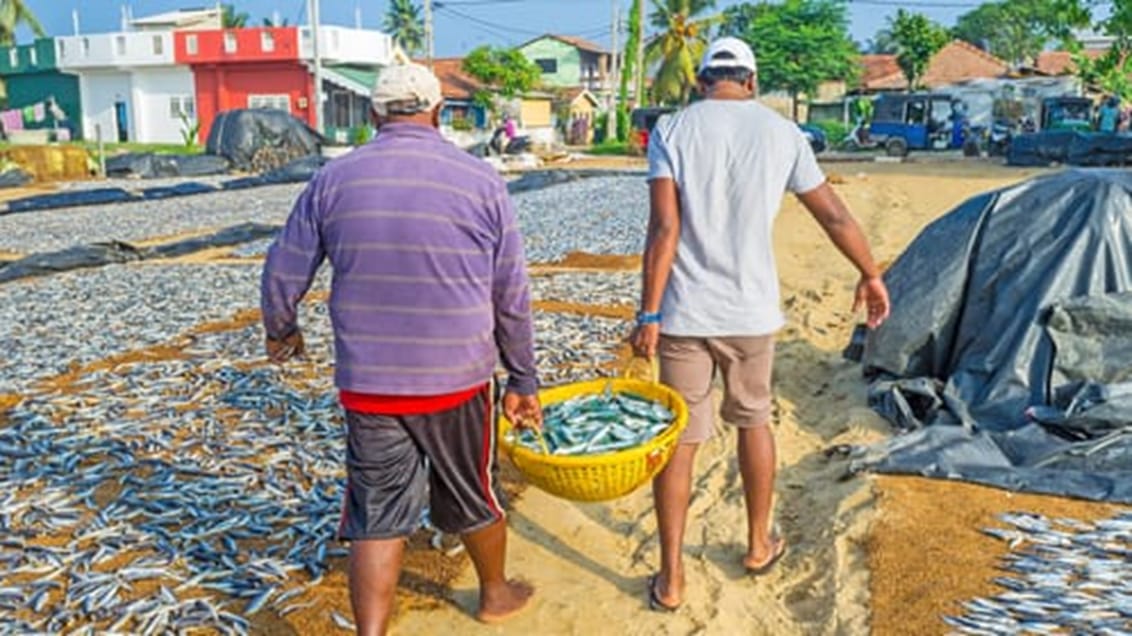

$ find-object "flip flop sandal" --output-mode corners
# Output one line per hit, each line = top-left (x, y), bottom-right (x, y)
(745, 536), (788, 576)
(647, 574), (681, 613)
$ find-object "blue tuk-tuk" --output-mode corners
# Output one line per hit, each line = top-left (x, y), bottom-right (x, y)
(867, 93), (979, 157)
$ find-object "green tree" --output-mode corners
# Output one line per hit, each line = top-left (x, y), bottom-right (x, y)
(1073, 0), (1131, 99)
(384, 0), (425, 56)
(717, 3), (758, 38)
(952, 0), (1089, 66)
(262, 16), (290, 27)
(462, 46), (541, 110)
(221, 4), (249, 28)
(725, 0), (858, 121)
(888, 9), (950, 90)
(0, 0), (45, 46)
(866, 28), (897, 54)
(646, 0), (723, 105)
(617, 0), (645, 141)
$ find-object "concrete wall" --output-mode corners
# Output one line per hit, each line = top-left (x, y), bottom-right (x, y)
(58, 32), (177, 69)
(519, 38), (581, 88)
(131, 67), (195, 144)
(79, 71), (134, 142)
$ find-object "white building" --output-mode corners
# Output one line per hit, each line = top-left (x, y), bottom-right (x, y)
(56, 26), (195, 144)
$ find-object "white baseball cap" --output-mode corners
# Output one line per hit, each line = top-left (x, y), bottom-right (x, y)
(371, 62), (443, 115)
(699, 37), (757, 74)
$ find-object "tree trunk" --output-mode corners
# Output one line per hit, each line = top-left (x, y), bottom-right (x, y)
(792, 92), (800, 122)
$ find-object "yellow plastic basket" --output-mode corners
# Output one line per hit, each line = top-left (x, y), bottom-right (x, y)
(498, 362), (689, 502)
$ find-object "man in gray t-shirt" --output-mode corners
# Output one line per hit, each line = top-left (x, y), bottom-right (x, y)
(631, 37), (891, 611)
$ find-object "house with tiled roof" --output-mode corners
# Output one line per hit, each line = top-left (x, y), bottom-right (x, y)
(425, 57), (488, 130)
(517, 34), (612, 94)
(858, 40), (1010, 92)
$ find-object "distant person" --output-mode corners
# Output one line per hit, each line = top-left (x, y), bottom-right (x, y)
(1098, 96), (1120, 134)
(630, 37), (891, 612)
(261, 62), (541, 635)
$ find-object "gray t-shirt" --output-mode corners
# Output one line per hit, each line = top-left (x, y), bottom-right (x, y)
(648, 99), (826, 337)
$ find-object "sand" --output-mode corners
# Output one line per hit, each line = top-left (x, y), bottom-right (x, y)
(387, 161), (1118, 635)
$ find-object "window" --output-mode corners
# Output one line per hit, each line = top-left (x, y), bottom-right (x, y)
(58, 40), (66, 59)
(248, 94), (291, 112)
(153, 36), (164, 56)
(904, 101), (926, 125)
(224, 32), (237, 53)
(261, 31), (275, 52)
(82, 38), (90, 57)
(29, 47), (37, 66)
(535, 58), (557, 74)
(8, 49), (16, 67)
(170, 96), (196, 119)
(186, 34), (199, 55)
(115, 36), (126, 56)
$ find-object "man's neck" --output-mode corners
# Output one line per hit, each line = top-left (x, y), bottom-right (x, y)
(705, 86), (755, 102)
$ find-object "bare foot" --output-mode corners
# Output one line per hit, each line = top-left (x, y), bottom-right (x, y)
(477, 579), (534, 624)
(743, 535), (787, 574)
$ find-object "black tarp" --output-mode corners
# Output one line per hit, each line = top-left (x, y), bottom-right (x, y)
(106, 153), (231, 179)
(0, 169), (33, 188)
(206, 109), (323, 172)
(1007, 131), (1132, 167)
(0, 223), (282, 284)
(4, 188), (138, 214)
(848, 169), (1132, 503)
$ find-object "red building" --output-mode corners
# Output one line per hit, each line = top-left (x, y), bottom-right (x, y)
(174, 27), (315, 141)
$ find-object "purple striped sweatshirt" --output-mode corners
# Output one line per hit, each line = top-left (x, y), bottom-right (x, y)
(260, 123), (538, 396)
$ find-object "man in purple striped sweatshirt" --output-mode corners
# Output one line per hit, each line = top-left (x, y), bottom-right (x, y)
(261, 62), (540, 634)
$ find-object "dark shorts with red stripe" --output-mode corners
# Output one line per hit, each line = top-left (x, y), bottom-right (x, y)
(337, 385), (507, 540)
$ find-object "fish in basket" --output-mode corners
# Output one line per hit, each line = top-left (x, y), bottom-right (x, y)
(499, 374), (690, 502)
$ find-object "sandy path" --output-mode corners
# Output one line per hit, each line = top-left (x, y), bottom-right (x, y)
(393, 165), (1046, 634)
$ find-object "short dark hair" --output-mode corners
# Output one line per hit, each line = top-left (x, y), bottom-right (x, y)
(698, 65), (754, 86)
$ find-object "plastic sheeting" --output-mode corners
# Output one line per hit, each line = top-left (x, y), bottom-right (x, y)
(106, 153), (231, 179)
(206, 109), (323, 172)
(1008, 132), (1132, 167)
(849, 169), (1132, 503)
(0, 223), (281, 284)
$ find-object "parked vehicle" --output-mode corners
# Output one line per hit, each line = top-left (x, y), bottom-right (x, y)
(865, 93), (981, 157)
(629, 107), (676, 152)
(798, 123), (827, 154)
(1040, 96), (1094, 132)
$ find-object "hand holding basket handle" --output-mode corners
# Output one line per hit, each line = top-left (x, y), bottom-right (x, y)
(503, 391), (543, 431)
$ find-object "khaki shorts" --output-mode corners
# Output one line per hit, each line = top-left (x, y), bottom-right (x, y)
(658, 335), (775, 444)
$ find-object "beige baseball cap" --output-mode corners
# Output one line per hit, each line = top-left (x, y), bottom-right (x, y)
(371, 62), (444, 115)
(699, 37), (758, 74)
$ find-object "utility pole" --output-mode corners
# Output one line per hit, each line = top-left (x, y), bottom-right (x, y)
(635, 0), (645, 106)
(424, 0), (435, 68)
(310, 0), (324, 134)
(608, 0), (620, 141)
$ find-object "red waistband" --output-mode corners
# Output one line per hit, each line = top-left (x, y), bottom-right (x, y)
(339, 384), (487, 416)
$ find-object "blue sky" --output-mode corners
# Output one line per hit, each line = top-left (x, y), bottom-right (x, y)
(23, 1), (968, 56)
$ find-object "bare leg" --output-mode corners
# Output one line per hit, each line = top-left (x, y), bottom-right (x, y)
(461, 518), (534, 623)
(738, 425), (781, 568)
(348, 538), (405, 636)
(651, 442), (699, 607)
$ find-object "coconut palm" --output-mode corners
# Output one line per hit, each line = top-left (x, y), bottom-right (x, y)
(384, 0), (425, 56)
(0, 0), (46, 47)
(645, 0), (722, 105)
(221, 4), (249, 29)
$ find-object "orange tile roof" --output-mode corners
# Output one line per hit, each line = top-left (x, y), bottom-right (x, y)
(415, 57), (483, 101)
(1035, 49), (1105, 76)
(921, 40), (1009, 87)
(859, 40), (1010, 91)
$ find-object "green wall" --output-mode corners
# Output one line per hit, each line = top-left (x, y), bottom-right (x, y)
(5, 74), (82, 136)
(0, 39), (82, 137)
(0, 38), (59, 75)
(518, 38), (582, 88)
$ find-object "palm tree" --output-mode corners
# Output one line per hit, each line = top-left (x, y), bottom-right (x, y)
(645, 0), (722, 105)
(0, 0), (46, 47)
(384, 0), (425, 56)
(221, 3), (250, 29)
